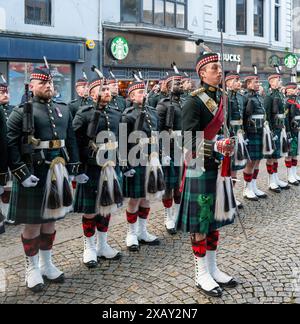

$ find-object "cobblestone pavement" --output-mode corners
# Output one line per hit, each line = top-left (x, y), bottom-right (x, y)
(0, 161), (300, 304)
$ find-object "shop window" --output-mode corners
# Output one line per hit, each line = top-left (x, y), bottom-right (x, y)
(8, 62), (72, 106)
(25, 0), (52, 26)
(237, 0), (247, 35)
(254, 0), (264, 37)
(121, 0), (187, 29)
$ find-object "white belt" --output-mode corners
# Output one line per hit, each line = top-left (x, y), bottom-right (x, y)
(295, 116), (300, 121)
(252, 115), (265, 120)
(230, 120), (243, 126)
(276, 114), (285, 119)
(96, 141), (118, 151)
(139, 137), (158, 145)
(34, 140), (65, 150)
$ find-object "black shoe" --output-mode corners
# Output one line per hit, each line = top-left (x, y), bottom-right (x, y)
(166, 227), (177, 235)
(256, 193), (268, 199)
(28, 283), (45, 293)
(196, 284), (223, 298)
(128, 245), (140, 252)
(0, 223), (5, 235)
(98, 252), (122, 262)
(139, 239), (161, 246)
(43, 273), (65, 284)
(244, 196), (259, 202)
(269, 187), (281, 194)
(289, 180), (299, 186)
(84, 261), (98, 269)
(218, 278), (239, 289)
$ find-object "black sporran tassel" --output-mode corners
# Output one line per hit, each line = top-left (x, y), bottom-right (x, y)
(230, 179), (237, 209)
(47, 174), (61, 210)
(282, 137), (289, 154)
(223, 180), (230, 213)
(266, 134), (271, 153)
(62, 177), (73, 207)
(113, 178), (123, 205)
(148, 168), (157, 194)
(100, 178), (113, 207)
(157, 168), (165, 191)
(237, 143), (244, 161)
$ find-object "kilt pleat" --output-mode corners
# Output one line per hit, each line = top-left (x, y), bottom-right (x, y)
(246, 132), (264, 161)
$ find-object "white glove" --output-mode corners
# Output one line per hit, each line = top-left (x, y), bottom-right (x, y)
(22, 175), (40, 188)
(162, 156), (172, 166)
(75, 174), (89, 184)
(124, 169), (136, 178)
(0, 186), (4, 196)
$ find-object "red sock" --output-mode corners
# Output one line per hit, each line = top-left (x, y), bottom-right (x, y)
(162, 199), (173, 209)
(21, 235), (40, 257)
(126, 211), (138, 224)
(207, 231), (220, 251)
(286, 161), (292, 168)
(244, 173), (253, 183)
(273, 162), (279, 174)
(191, 239), (207, 258)
(40, 232), (56, 251)
(139, 207), (150, 220)
(253, 169), (259, 180)
(82, 216), (96, 238)
(292, 159), (298, 167)
(266, 164), (274, 175)
(96, 215), (111, 233)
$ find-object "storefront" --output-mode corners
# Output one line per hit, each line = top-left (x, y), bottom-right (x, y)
(103, 29), (290, 86)
(0, 34), (86, 105)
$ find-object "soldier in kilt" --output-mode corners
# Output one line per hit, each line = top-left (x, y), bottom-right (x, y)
(284, 81), (300, 185)
(157, 72), (183, 235)
(7, 67), (81, 293)
(242, 72), (268, 201)
(177, 52), (238, 298)
(107, 72), (127, 113)
(225, 71), (246, 209)
(68, 78), (93, 118)
(264, 72), (290, 193)
(122, 80), (163, 252)
(73, 76), (123, 268)
(0, 78), (15, 224)
(0, 107), (9, 234)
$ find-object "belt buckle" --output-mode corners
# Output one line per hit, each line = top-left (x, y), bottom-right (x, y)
(49, 140), (61, 149)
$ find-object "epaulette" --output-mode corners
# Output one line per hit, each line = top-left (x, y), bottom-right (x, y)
(191, 87), (205, 97)
(53, 100), (67, 106)
(81, 105), (94, 113)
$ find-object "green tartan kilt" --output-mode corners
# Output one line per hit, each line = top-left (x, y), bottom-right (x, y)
(8, 151), (66, 225)
(265, 128), (282, 160)
(289, 134), (299, 157)
(74, 164), (122, 214)
(163, 160), (181, 190)
(246, 131), (263, 161)
(123, 166), (146, 199)
(176, 164), (234, 235)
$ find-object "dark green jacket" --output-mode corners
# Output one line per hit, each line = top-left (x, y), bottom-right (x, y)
(110, 95), (127, 112)
(68, 97), (93, 118)
(0, 109), (8, 185)
(0, 104), (14, 122)
(7, 97), (80, 182)
(157, 96), (182, 132)
(264, 89), (285, 131)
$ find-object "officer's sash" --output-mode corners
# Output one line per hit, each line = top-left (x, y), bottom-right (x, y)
(196, 92), (224, 141)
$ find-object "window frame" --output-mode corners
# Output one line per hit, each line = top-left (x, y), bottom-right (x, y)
(254, 0), (264, 37)
(236, 0), (247, 35)
(24, 0), (52, 26)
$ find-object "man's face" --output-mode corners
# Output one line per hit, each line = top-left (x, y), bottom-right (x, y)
(0, 89), (9, 104)
(91, 85), (112, 105)
(200, 62), (222, 87)
(168, 79), (183, 95)
(270, 77), (281, 90)
(287, 88), (297, 96)
(247, 78), (260, 92)
(109, 82), (119, 96)
(30, 79), (54, 100)
(161, 81), (168, 93)
(130, 89), (145, 105)
(76, 84), (89, 98)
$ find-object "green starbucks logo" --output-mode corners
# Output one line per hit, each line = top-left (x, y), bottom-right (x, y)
(110, 37), (129, 61)
(284, 54), (299, 69)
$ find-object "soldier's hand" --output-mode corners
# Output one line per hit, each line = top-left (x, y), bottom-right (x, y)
(215, 138), (235, 157)
(75, 174), (89, 184)
(0, 186), (4, 196)
(22, 175), (40, 188)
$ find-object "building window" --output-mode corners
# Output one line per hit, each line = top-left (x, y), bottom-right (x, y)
(254, 0), (264, 37)
(275, 0), (280, 41)
(121, 0), (187, 29)
(237, 0), (247, 35)
(8, 62), (72, 106)
(25, 0), (52, 26)
(218, 0), (226, 32)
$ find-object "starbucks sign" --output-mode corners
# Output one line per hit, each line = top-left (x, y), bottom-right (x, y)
(284, 54), (299, 69)
(109, 37), (129, 61)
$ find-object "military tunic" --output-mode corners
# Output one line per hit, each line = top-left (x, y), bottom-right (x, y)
(285, 95), (300, 157)
(73, 104), (122, 214)
(243, 90), (266, 161)
(264, 89), (286, 159)
(177, 84), (234, 235)
(157, 96), (182, 190)
(0, 109), (8, 186)
(0, 104), (14, 122)
(110, 95), (127, 113)
(122, 104), (159, 199)
(7, 97), (80, 224)
(68, 97), (93, 118)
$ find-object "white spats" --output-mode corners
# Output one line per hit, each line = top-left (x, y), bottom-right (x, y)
(83, 235), (98, 267)
(243, 182), (258, 200)
(126, 222), (139, 251)
(25, 255), (44, 292)
(96, 232), (121, 260)
(252, 180), (267, 198)
(39, 250), (64, 282)
(206, 251), (233, 285)
(164, 208), (175, 231)
(138, 218), (160, 245)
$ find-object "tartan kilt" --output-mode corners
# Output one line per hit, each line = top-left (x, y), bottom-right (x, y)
(7, 151), (66, 225)
(74, 164), (122, 214)
(176, 164), (234, 235)
(163, 160), (181, 190)
(265, 128), (282, 160)
(289, 134), (299, 157)
(246, 131), (264, 161)
(123, 166), (146, 199)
